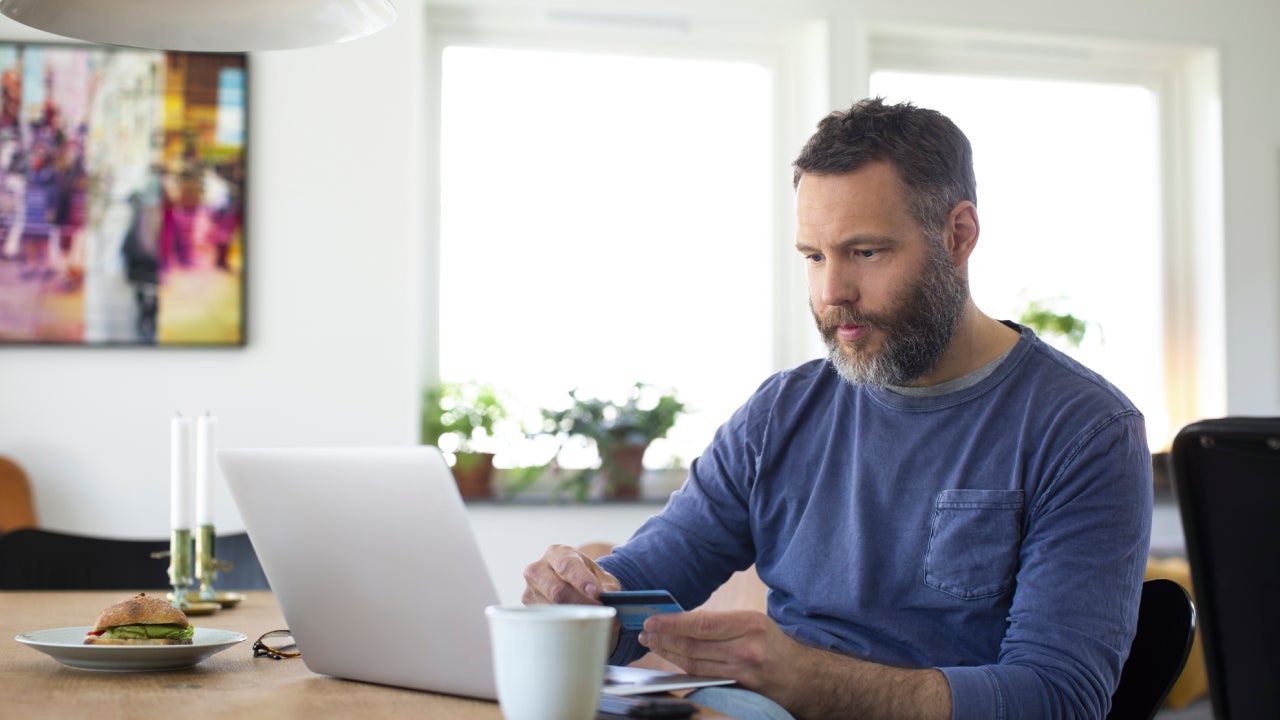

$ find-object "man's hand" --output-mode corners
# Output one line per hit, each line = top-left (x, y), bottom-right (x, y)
(638, 609), (799, 694)
(638, 610), (951, 720)
(522, 544), (622, 605)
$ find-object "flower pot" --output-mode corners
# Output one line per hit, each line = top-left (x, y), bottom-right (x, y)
(453, 451), (495, 499)
(603, 444), (648, 500)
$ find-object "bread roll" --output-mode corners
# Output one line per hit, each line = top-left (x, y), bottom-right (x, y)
(83, 593), (193, 645)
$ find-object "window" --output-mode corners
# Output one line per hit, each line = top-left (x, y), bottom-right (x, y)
(866, 30), (1223, 450)
(426, 18), (1221, 470)
(870, 71), (1166, 441)
(435, 45), (775, 470)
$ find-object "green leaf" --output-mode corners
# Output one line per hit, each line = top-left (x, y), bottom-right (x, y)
(421, 381), (510, 450)
(1017, 297), (1089, 348)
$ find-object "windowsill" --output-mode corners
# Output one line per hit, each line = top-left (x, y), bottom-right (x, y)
(464, 495), (671, 506)
(464, 467), (687, 506)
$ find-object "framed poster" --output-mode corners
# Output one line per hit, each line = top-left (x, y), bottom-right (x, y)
(0, 43), (246, 346)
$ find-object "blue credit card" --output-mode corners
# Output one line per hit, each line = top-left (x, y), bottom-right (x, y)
(599, 590), (684, 631)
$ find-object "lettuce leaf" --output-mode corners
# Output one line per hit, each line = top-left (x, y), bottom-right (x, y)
(102, 624), (195, 640)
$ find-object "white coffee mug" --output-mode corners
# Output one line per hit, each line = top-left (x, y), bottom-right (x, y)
(485, 604), (617, 720)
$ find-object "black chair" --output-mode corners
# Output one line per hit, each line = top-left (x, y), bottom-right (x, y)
(0, 528), (270, 591)
(1106, 578), (1196, 719)
(1171, 417), (1280, 719)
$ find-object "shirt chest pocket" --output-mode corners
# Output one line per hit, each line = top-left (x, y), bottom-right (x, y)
(924, 489), (1025, 600)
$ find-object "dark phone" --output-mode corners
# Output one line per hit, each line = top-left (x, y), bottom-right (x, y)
(597, 694), (698, 719)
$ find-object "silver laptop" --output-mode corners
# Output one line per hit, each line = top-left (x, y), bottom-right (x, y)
(221, 446), (500, 699)
(220, 445), (733, 699)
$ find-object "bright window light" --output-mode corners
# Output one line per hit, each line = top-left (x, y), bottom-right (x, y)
(870, 71), (1167, 447)
(438, 46), (775, 469)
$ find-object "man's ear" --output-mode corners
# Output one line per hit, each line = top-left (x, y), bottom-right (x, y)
(945, 201), (980, 266)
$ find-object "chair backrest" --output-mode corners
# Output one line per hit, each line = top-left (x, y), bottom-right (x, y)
(0, 455), (38, 532)
(1171, 417), (1280, 719)
(1107, 579), (1196, 719)
(0, 528), (270, 591)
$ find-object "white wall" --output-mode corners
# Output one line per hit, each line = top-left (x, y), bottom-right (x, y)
(469, 504), (663, 604)
(0, 4), (428, 538)
(2, 0), (1279, 561)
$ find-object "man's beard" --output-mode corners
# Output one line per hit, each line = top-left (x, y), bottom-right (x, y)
(814, 239), (969, 387)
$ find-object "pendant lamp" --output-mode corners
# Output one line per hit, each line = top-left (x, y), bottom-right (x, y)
(0, 0), (396, 52)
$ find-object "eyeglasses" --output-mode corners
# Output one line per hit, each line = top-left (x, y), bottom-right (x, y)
(252, 629), (300, 659)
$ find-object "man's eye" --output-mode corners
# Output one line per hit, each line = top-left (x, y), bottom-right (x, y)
(804, 253), (824, 263)
(853, 249), (877, 259)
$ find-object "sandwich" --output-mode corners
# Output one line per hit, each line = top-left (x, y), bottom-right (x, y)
(83, 593), (195, 645)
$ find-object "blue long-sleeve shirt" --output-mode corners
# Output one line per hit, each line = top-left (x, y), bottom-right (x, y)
(600, 325), (1153, 719)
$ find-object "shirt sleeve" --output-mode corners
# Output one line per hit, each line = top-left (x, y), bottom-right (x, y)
(942, 411), (1153, 719)
(598, 377), (774, 665)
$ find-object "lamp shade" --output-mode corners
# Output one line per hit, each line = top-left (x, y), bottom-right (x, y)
(0, 0), (396, 52)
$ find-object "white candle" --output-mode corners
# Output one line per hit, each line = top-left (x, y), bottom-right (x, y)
(195, 413), (216, 526)
(171, 415), (194, 530)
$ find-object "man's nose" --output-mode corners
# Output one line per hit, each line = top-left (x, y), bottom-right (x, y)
(818, 263), (859, 307)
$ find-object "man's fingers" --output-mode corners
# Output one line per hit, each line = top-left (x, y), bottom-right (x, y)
(551, 545), (606, 597)
(638, 610), (773, 687)
(522, 544), (619, 605)
(645, 609), (759, 639)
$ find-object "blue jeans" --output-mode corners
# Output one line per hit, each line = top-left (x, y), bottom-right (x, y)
(686, 687), (795, 720)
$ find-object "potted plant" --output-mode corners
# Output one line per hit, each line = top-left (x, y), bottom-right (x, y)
(1018, 296), (1090, 348)
(540, 382), (686, 500)
(421, 381), (509, 499)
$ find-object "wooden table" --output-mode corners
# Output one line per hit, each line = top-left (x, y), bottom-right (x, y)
(2, 591), (727, 719)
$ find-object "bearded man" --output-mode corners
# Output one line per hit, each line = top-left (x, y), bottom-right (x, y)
(524, 98), (1152, 720)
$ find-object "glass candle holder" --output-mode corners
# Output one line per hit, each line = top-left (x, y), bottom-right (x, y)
(167, 528), (194, 609)
(195, 524), (218, 601)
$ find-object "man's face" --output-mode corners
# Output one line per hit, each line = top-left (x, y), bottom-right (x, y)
(795, 162), (969, 387)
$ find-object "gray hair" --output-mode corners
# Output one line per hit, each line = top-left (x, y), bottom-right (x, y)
(792, 97), (977, 240)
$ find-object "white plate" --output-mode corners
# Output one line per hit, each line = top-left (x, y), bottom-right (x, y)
(14, 626), (246, 671)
